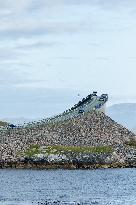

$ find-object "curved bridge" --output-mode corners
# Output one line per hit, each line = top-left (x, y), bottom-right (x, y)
(27, 91), (108, 126)
(0, 92), (108, 130)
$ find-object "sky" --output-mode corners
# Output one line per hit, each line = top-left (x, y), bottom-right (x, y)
(0, 0), (136, 119)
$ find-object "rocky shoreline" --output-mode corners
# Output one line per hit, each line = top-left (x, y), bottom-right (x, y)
(1, 160), (136, 170)
(2, 160), (134, 170)
(1, 144), (136, 170)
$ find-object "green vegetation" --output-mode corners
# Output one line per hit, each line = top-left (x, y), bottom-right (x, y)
(24, 144), (40, 158)
(43, 145), (113, 154)
(23, 145), (113, 158)
(125, 138), (136, 148)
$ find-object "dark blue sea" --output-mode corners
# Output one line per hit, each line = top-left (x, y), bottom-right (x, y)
(0, 168), (136, 205)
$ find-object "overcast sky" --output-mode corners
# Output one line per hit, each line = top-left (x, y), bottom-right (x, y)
(0, 0), (136, 119)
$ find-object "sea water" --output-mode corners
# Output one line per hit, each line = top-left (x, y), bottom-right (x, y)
(0, 168), (136, 205)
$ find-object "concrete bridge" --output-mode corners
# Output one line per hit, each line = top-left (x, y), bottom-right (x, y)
(25, 91), (108, 127)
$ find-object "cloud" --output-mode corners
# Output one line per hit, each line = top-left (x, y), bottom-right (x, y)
(0, 0), (31, 14)
(0, 0), (135, 40)
(0, 18), (93, 40)
(0, 67), (30, 86)
(16, 41), (58, 50)
(0, 0), (136, 118)
(0, 49), (18, 60)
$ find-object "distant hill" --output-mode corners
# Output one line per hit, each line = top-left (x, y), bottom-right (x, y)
(1, 117), (35, 125)
(107, 103), (136, 130)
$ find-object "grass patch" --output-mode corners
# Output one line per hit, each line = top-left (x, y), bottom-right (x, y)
(125, 138), (136, 148)
(23, 145), (113, 158)
(44, 145), (113, 154)
(24, 144), (40, 158)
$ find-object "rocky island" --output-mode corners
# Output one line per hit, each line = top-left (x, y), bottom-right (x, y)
(0, 92), (136, 169)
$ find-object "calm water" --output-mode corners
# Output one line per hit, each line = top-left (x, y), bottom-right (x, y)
(0, 168), (136, 205)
